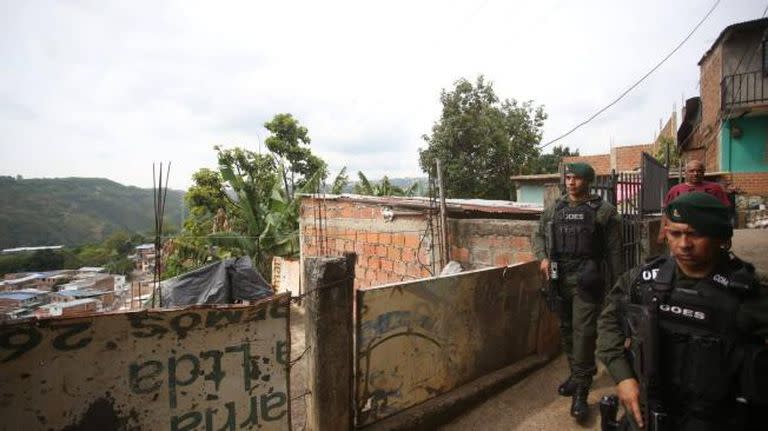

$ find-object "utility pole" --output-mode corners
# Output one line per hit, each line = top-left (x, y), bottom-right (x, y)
(435, 160), (449, 270)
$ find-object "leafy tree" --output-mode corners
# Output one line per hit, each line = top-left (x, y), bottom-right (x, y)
(163, 114), (327, 279)
(419, 76), (547, 200)
(654, 136), (680, 167)
(264, 113), (327, 200)
(330, 167), (349, 194)
(353, 172), (417, 196)
(529, 145), (580, 174)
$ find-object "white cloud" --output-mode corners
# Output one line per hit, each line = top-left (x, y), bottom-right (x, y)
(0, 0), (763, 189)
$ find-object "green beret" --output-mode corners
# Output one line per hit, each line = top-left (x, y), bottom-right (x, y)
(665, 192), (733, 239)
(564, 163), (595, 182)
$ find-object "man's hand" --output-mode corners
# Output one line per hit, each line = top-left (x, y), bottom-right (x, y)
(539, 258), (551, 280)
(617, 378), (644, 428)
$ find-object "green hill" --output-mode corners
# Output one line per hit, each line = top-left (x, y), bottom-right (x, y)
(0, 176), (184, 249)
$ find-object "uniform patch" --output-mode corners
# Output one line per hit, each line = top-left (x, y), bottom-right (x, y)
(565, 213), (585, 220)
(642, 268), (660, 281)
(712, 274), (728, 287)
(659, 303), (707, 321)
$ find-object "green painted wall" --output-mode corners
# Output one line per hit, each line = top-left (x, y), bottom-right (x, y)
(517, 184), (545, 205)
(721, 116), (768, 172)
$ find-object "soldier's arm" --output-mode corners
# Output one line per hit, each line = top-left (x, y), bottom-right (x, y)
(597, 271), (635, 384)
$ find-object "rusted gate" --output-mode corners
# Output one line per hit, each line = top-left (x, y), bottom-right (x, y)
(0, 294), (291, 431)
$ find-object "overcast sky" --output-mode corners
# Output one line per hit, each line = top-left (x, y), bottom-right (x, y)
(0, 0), (763, 189)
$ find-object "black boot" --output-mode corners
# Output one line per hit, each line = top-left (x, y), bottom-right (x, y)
(558, 375), (577, 396)
(570, 385), (589, 422)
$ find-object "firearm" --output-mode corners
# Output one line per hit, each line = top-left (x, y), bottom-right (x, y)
(599, 395), (620, 431)
(540, 221), (562, 313)
(625, 296), (668, 430)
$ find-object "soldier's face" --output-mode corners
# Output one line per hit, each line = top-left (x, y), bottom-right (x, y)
(565, 174), (588, 197)
(665, 221), (722, 269)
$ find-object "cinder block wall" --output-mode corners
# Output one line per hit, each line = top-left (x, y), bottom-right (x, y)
(300, 197), (538, 288)
(448, 219), (536, 269)
(300, 198), (433, 289)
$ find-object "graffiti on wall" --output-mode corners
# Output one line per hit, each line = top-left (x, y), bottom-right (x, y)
(355, 261), (542, 426)
(0, 294), (291, 431)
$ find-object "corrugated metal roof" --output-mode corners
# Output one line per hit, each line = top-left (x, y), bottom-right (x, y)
(299, 193), (542, 216)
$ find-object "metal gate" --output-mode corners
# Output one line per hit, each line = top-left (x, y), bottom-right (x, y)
(579, 152), (668, 272)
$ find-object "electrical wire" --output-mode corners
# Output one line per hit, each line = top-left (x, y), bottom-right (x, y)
(540, 0), (721, 150)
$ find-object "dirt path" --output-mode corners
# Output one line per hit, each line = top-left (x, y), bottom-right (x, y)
(289, 304), (308, 430)
(732, 229), (768, 275)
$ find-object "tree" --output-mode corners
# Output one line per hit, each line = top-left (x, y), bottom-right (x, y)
(264, 113), (327, 201)
(654, 136), (681, 168)
(353, 172), (417, 197)
(419, 76), (547, 200)
(529, 145), (580, 174)
(163, 114), (327, 279)
(330, 167), (349, 194)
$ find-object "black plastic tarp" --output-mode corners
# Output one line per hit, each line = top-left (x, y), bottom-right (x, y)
(159, 257), (273, 307)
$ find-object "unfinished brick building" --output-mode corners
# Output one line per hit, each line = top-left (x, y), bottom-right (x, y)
(299, 195), (541, 289)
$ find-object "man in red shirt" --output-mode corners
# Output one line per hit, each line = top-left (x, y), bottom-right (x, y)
(656, 159), (731, 243)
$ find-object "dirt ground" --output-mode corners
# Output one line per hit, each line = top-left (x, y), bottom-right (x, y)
(732, 228), (768, 275)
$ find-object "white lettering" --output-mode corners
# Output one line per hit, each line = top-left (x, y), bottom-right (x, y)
(658, 303), (707, 320)
(713, 274), (728, 286)
(565, 213), (585, 220)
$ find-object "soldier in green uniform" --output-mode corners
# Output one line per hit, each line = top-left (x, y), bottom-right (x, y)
(597, 192), (768, 430)
(532, 162), (623, 421)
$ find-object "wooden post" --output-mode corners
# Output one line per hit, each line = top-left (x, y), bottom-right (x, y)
(304, 253), (356, 431)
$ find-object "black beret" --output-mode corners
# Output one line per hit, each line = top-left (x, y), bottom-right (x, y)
(665, 192), (732, 239)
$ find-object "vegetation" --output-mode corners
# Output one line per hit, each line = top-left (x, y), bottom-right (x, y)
(353, 172), (418, 196)
(654, 136), (681, 167)
(0, 176), (183, 249)
(163, 113), (325, 279)
(528, 145), (580, 174)
(419, 76), (547, 200)
(0, 231), (147, 277)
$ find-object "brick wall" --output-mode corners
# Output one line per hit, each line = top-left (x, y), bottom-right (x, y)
(695, 42), (723, 172)
(563, 154), (611, 175)
(614, 144), (655, 172)
(300, 197), (538, 289)
(448, 219), (537, 269)
(730, 172), (768, 195)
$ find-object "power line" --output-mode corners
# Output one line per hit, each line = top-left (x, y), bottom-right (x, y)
(539, 0), (721, 150)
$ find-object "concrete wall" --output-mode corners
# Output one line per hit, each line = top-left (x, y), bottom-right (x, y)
(0, 295), (291, 430)
(517, 183), (545, 205)
(354, 260), (558, 426)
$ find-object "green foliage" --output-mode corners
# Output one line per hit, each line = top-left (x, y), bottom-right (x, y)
(264, 113), (327, 199)
(654, 136), (680, 167)
(418, 76), (547, 200)
(330, 167), (349, 194)
(0, 230), (146, 276)
(528, 145), (580, 174)
(353, 172), (418, 197)
(164, 113), (326, 279)
(0, 176), (183, 249)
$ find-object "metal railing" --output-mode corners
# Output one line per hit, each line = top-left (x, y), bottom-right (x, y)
(722, 70), (768, 110)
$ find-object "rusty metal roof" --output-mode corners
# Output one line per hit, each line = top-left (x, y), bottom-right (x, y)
(299, 193), (543, 215)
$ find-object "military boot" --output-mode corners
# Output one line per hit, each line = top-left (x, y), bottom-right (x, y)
(558, 375), (578, 396)
(570, 385), (590, 422)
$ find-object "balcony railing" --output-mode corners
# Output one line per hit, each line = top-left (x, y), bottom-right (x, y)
(721, 70), (768, 111)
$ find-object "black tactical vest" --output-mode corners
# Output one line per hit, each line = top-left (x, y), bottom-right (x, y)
(552, 198), (602, 258)
(626, 255), (762, 424)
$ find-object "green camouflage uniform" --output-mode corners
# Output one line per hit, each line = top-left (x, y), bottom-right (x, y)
(532, 193), (623, 385)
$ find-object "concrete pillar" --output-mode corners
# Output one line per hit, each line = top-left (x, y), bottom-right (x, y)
(304, 253), (356, 431)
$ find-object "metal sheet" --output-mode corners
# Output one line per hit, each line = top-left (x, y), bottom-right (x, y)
(0, 294), (291, 431)
(355, 261), (542, 426)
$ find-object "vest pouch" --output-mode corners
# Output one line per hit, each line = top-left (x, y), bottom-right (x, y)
(683, 337), (733, 404)
(577, 259), (605, 304)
